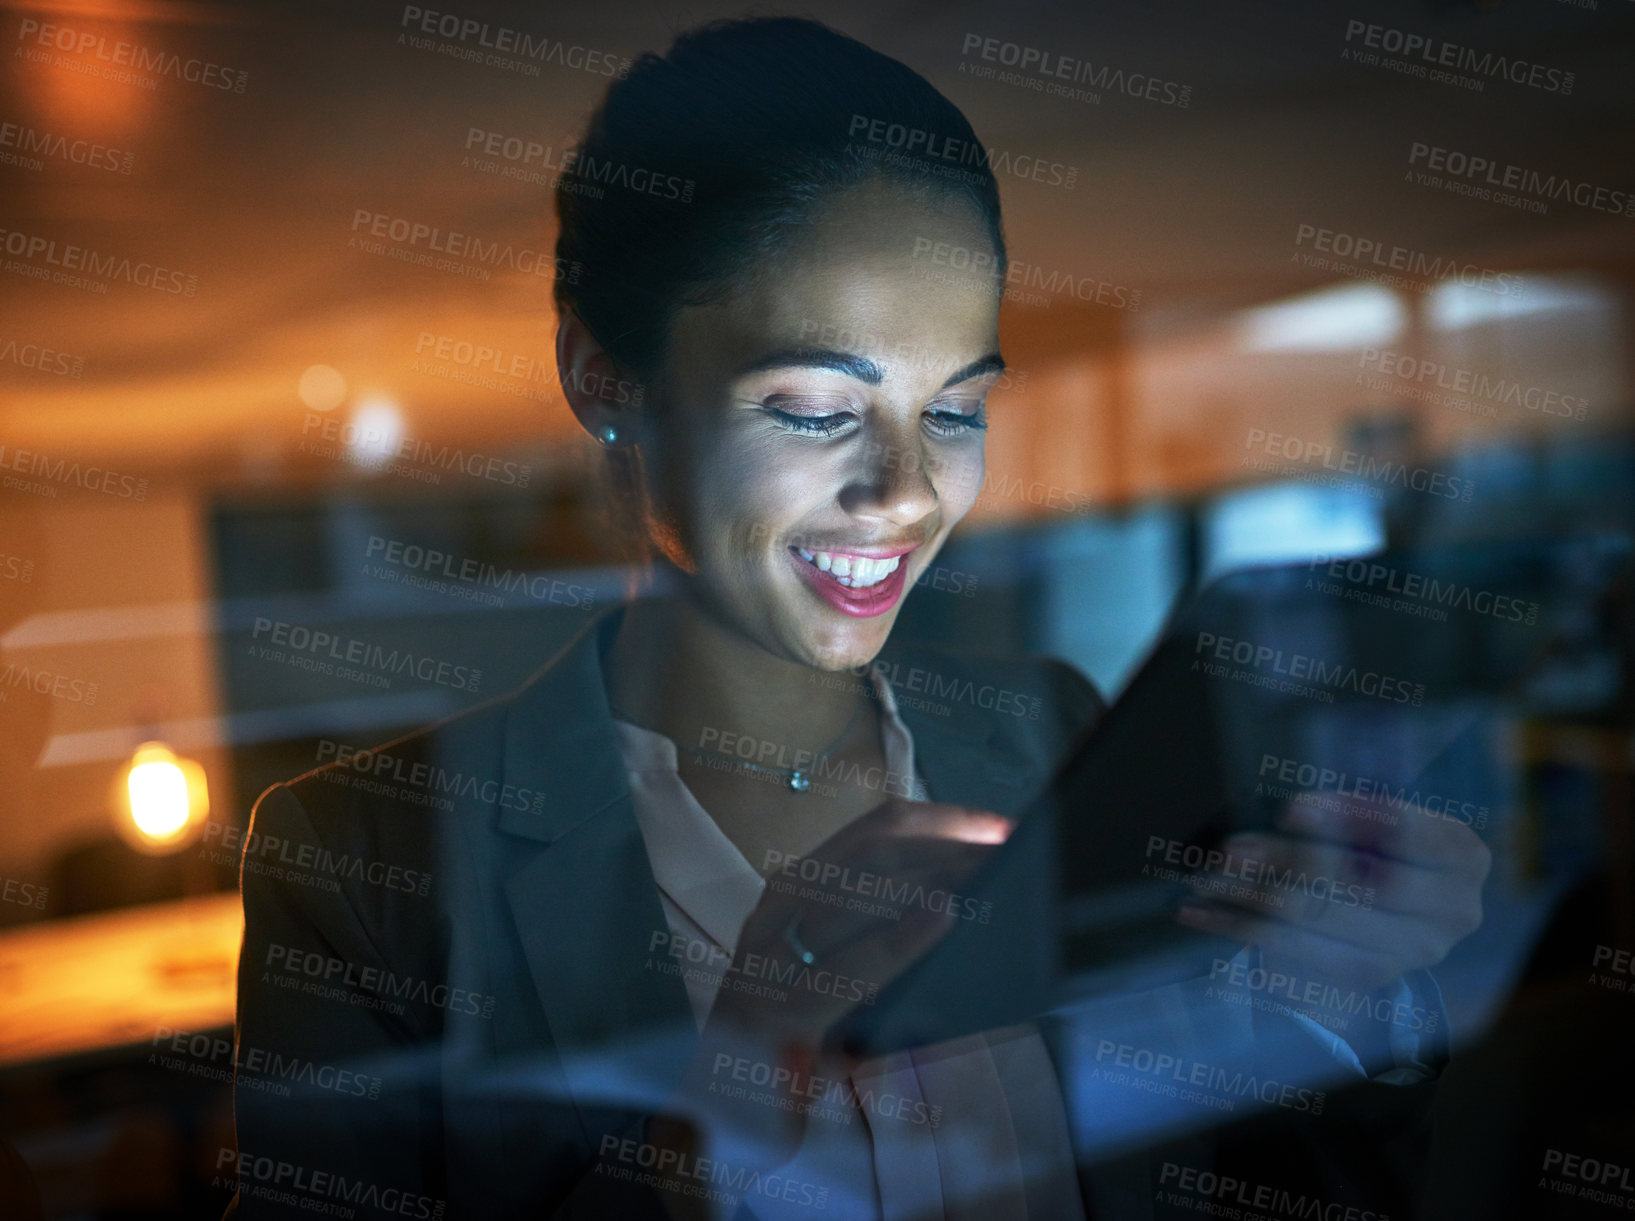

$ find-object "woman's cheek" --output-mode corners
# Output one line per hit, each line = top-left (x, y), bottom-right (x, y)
(661, 427), (766, 547)
(936, 446), (985, 517)
(728, 438), (837, 520)
(693, 440), (807, 562)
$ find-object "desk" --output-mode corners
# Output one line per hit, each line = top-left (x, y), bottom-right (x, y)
(0, 893), (241, 1069)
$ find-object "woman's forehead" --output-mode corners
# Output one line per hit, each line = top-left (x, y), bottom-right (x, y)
(666, 198), (1002, 391)
(669, 274), (1001, 395)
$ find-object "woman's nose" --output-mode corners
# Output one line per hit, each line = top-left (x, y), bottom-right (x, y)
(838, 433), (942, 524)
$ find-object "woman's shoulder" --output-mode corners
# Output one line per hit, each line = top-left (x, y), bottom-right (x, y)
(262, 699), (509, 831)
(241, 695), (515, 920)
(257, 612), (616, 845)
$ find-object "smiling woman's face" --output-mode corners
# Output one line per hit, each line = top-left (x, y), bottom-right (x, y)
(640, 178), (1002, 672)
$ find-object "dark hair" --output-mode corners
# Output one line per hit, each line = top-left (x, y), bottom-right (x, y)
(552, 16), (1007, 379)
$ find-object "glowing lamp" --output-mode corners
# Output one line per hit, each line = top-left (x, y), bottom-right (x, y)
(113, 742), (209, 853)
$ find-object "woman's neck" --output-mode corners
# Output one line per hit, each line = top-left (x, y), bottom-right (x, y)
(604, 593), (869, 760)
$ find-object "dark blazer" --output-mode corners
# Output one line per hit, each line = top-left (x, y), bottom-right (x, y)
(227, 609), (1102, 1219)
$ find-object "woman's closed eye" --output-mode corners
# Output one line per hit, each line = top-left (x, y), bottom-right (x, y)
(757, 395), (988, 438)
(762, 395), (858, 436)
(924, 401), (988, 436)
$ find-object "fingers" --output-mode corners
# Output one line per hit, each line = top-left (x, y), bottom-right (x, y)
(830, 827), (1004, 884)
(714, 902), (959, 1043)
(1177, 814), (1488, 987)
(1278, 797), (1493, 882)
(1184, 880), (1479, 972)
(1188, 823), (1485, 927)
(1184, 831), (1419, 921)
(753, 840), (996, 959)
(1175, 902), (1408, 993)
(820, 904), (957, 1003)
(718, 800), (1010, 1043)
(822, 798), (1014, 851)
(748, 798), (1010, 957)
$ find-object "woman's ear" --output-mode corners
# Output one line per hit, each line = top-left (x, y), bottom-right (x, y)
(555, 311), (643, 447)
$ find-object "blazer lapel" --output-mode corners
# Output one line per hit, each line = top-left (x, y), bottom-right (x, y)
(886, 658), (1053, 819)
(494, 612), (694, 1108)
(902, 712), (1042, 815)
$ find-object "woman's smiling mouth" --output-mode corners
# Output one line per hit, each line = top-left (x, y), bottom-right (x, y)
(786, 542), (920, 617)
(794, 547), (902, 588)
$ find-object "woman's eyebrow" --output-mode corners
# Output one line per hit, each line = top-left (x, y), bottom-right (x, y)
(735, 348), (885, 384)
(939, 353), (1005, 389)
(735, 348), (1006, 389)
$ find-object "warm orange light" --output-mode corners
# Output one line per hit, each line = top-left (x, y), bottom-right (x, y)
(298, 365), (347, 411)
(113, 741), (208, 853)
(15, 13), (159, 139)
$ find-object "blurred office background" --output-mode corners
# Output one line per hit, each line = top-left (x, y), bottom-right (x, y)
(1, 0), (1632, 1216)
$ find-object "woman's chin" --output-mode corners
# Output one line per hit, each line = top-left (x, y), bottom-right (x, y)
(790, 614), (896, 674)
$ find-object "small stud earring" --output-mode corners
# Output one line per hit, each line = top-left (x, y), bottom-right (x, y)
(598, 424), (620, 446)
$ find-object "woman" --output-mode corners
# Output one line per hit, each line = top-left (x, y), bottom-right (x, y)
(231, 18), (1489, 1220)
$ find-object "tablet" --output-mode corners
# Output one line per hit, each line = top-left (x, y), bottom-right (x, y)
(832, 533), (1628, 1056)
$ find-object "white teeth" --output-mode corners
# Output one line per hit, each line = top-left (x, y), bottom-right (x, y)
(856, 556), (901, 586)
(796, 549), (902, 588)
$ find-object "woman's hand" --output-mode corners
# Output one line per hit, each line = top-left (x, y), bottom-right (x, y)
(658, 798), (1011, 1178)
(713, 798), (1011, 1037)
(1173, 796), (1491, 995)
